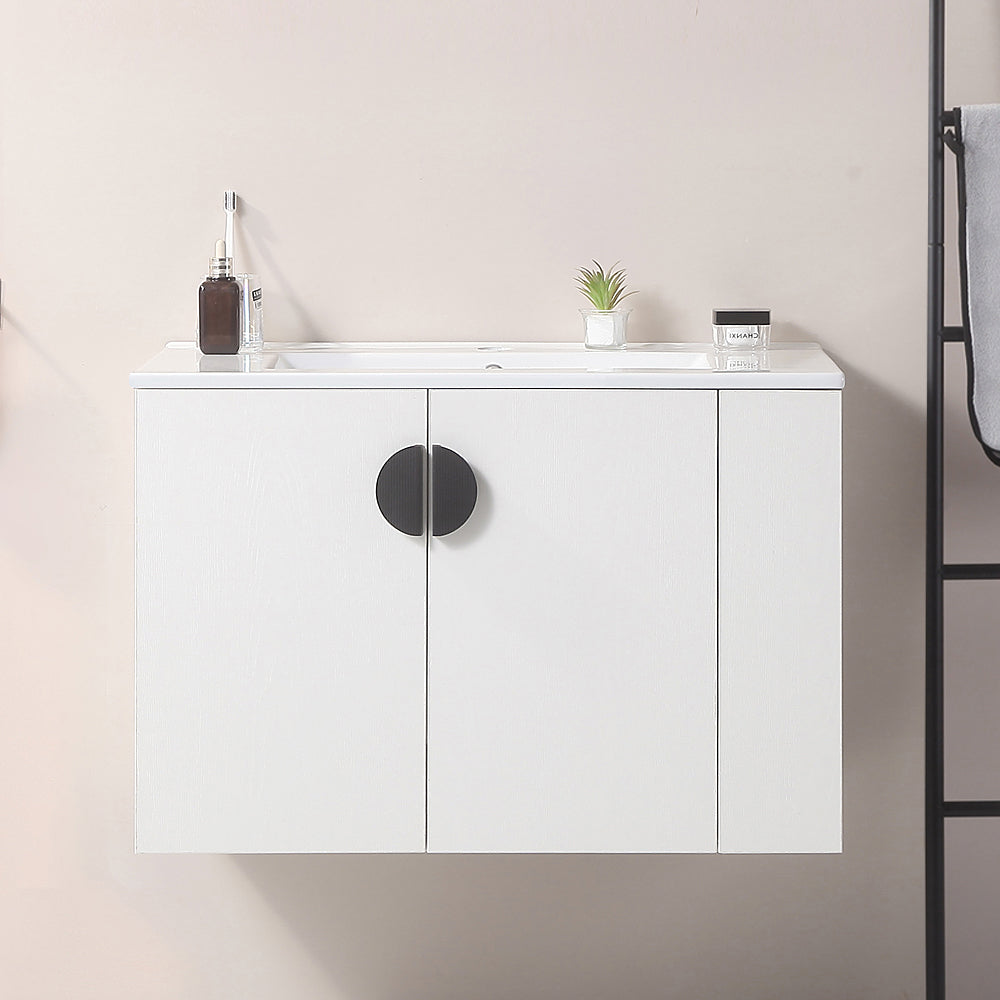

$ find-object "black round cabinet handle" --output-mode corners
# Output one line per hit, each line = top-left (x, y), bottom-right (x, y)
(376, 445), (426, 536)
(432, 445), (478, 536)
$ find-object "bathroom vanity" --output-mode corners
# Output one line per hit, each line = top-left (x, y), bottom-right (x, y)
(131, 342), (844, 855)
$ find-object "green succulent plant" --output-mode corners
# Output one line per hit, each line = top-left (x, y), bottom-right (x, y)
(575, 260), (637, 311)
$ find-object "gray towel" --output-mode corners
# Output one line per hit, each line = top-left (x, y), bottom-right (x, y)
(957, 105), (1000, 464)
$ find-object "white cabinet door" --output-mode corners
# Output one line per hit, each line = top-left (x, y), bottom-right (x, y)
(426, 390), (718, 853)
(718, 390), (842, 853)
(135, 388), (427, 853)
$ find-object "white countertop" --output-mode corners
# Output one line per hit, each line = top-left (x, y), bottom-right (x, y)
(130, 342), (845, 390)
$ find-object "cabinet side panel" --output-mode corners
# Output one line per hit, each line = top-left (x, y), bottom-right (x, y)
(135, 388), (427, 853)
(718, 390), (842, 853)
(427, 389), (718, 853)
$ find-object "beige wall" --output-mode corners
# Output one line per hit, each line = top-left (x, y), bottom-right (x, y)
(0, 0), (939, 997)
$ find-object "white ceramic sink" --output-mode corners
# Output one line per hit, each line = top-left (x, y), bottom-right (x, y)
(271, 344), (714, 372)
(130, 341), (846, 389)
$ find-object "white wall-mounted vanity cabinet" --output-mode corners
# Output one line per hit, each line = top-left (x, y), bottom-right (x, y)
(132, 342), (843, 855)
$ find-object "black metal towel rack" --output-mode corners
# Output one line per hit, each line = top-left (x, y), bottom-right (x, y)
(927, 2), (1000, 997)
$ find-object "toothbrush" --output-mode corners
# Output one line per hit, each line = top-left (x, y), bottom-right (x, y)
(224, 190), (237, 261)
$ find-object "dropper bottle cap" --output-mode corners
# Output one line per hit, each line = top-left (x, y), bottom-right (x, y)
(208, 239), (233, 278)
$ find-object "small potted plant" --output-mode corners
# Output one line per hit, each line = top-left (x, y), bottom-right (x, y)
(576, 260), (636, 349)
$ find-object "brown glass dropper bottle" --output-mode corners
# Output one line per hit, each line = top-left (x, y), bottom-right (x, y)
(198, 239), (240, 355)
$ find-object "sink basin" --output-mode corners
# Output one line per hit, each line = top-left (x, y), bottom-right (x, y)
(130, 340), (845, 390)
(271, 344), (714, 373)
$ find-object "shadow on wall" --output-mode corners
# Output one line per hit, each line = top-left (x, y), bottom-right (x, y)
(236, 852), (853, 1000)
(234, 348), (925, 1000)
(833, 353), (925, 761)
(235, 198), (328, 344)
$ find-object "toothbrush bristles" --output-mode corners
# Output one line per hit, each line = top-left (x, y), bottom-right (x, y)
(225, 190), (237, 211)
